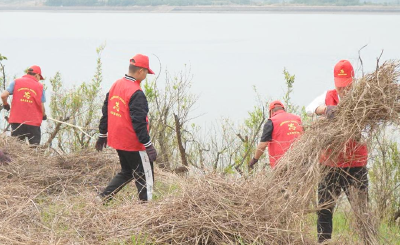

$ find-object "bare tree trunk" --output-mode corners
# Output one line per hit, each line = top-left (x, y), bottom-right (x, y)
(44, 122), (63, 148)
(174, 113), (188, 167)
(393, 209), (400, 224)
(1, 63), (6, 91)
(158, 130), (171, 170)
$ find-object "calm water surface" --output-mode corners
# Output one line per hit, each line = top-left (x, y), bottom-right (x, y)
(1, 12), (399, 124)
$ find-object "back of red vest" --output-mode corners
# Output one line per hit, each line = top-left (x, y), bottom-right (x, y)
(107, 78), (146, 151)
(268, 110), (303, 168)
(9, 75), (43, 126)
(322, 89), (368, 167)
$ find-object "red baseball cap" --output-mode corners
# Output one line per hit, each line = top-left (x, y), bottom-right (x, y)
(269, 100), (285, 111)
(334, 60), (354, 87)
(28, 65), (44, 80)
(129, 54), (154, 75)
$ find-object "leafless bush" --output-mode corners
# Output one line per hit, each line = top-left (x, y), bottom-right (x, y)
(0, 61), (399, 244)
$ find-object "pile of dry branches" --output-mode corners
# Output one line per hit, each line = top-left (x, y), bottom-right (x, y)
(0, 61), (399, 244)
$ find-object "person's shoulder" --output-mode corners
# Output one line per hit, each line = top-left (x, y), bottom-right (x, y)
(287, 111), (301, 119)
(326, 89), (336, 93)
(113, 77), (126, 84)
(326, 89), (337, 97)
(110, 78), (124, 88)
(130, 89), (146, 100)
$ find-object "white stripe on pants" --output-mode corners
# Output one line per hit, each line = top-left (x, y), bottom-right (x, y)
(139, 151), (153, 201)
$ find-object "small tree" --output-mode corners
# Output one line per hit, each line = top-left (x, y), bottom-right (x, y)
(145, 65), (199, 171)
(0, 53), (7, 91)
(282, 68), (298, 114)
(370, 131), (400, 224)
(45, 44), (105, 152)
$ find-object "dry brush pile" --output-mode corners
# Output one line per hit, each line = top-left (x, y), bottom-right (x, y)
(0, 61), (399, 244)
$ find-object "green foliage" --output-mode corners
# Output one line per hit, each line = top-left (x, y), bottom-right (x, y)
(145, 66), (199, 170)
(0, 53), (7, 91)
(129, 234), (151, 245)
(44, 0), (270, 6)
(282, 68), (299, 114)
(291, 0), (361, 5)
(153, 180), (181, 200)
(0, 54), (7, 62)
(45, 0), (99, 6)
(45, 44), (105, 152)
(370, 133), (400, 223)
(378, 221), (400, 245)
(215, 87), (267, 173)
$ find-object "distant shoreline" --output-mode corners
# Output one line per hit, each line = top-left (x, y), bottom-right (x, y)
(1, 5), (400, 14)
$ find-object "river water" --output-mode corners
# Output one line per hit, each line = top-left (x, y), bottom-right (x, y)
(1, 11), (399, 125)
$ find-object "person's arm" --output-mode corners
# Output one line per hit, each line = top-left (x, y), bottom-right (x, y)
(249, 119), (273, 168)
(1, 80), (14, 107)
(41, 103), (46, 115)
(129, 90), (151, 146)
(1, 90), (10, 106)
(305, 91), (327, 116)
(41, 88), (46, 103)
(98, 93), (109, 136)
(41, 88), (47, 119)
(254, 141), (269, 160)
(254, 119), (274, 159)
(95, 93), (109, 151)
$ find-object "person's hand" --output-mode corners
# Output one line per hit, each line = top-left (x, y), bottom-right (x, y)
(249, 157), (259, 169)
(42, 115), (47, 120)
(325, 105), (337, 119)
(3, 104), (10, 111)
(95, 137), (107, 152)
(0, 149), (11, 165)
(146, 145), (157, 162)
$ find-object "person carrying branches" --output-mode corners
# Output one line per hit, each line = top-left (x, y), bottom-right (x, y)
(306, 60), (368, 243)
(1, 65), (47, 145)
(249, 100), (303, 169)
(96, 54), (157, 202)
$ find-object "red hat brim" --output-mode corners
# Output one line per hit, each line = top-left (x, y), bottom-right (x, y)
(148, 68), (155, 75)
(334, 77), (352, 87)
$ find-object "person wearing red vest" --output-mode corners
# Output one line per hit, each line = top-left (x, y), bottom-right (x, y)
(95, 54), (157, 202)
(306, 60), (368, 243)
(1, 65), (47, 145)
(249, 100), (303, 169)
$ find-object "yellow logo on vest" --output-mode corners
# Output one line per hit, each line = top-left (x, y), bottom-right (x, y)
(110, 95), (125, 118)
(17, 87), (37, 104)
(279, 120), (301, 136)
(288, 123), (296, 131)
(113, 102), (120, 112)
(24, 92), (31, 99)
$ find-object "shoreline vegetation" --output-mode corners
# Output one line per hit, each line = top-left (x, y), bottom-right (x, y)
(1, 4), (400, 13)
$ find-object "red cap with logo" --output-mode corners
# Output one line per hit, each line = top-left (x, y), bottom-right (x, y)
(28, 65), (44, 80)
(129, 54), (154, 75)
(269, 100), (285, 111)
(334, 60), (354, 87)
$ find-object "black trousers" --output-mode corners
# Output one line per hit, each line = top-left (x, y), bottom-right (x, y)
(101, 150), (154, 201)
(317, 166), (368, 243)
(11, 123), (41, 145)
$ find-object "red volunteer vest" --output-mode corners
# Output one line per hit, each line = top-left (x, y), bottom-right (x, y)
(107, 78), (148, 151)
(9, 75), (43, 126)
(268, 110), (303, 168)
(321, 89), (368, 167)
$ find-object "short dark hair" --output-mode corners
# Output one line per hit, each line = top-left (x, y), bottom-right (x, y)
(27, 71), (37, 76)
(271, 106), (284, 113)
(129, 60), (142, 74)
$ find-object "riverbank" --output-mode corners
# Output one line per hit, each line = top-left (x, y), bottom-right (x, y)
(1, 4), (400, 13)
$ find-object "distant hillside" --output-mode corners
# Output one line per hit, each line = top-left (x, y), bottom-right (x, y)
(42, 0), (400, 6)
(1, 0), (399, 7)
